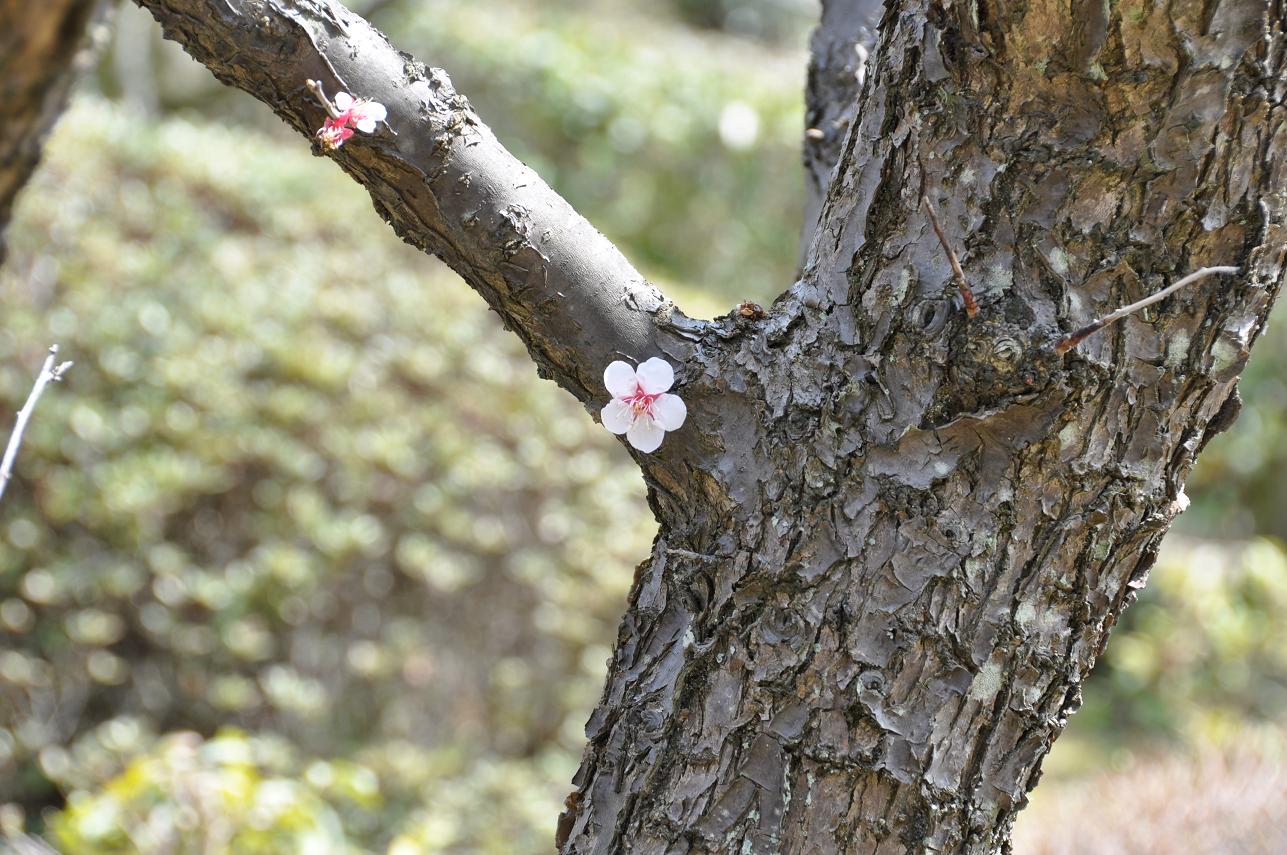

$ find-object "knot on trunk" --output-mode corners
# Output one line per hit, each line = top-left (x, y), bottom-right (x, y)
(921, 314), (1061, 428)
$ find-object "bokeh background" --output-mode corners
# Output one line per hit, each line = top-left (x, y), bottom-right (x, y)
(1, 1), (1284, 852)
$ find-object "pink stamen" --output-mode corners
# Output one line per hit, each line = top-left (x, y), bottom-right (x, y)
(623, 384), (660, 416)
(317, 117), (355, 149)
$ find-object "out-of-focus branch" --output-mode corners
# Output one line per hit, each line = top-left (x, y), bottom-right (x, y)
(0, 0), (108, 261)
(799, 0), (883, 263)
(130, 0), (684, 409)
(358, 0), (403, 19)
(0, 833), (63, 855)
(0, 346), (74, 505)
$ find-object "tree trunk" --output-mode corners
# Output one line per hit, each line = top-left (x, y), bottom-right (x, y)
(19, 0), (1285, 851)
(0, 0), (105, 259)
(558, 2), (1286, 852)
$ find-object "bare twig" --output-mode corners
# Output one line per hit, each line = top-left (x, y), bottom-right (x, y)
(304, 79), (342, 119)
(922, 196), (979, 318)
(0, 345), (74, 505)
(1054, 266), (1240, 355)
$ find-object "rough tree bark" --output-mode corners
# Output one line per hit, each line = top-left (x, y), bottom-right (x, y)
(560, 3), (1284, 852)
(0, 0), (106, 259)
(30, 0), (1287, 851)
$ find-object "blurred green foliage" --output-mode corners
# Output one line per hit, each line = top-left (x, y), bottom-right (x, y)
(3, 0), (1287, 852)
(1, 99), (645, 852)
(105, 0), (809, 311)
(1071, 539), (1287, 763)
(50, 731), (367, 855)
(1181, 354), (1287, 541)
(371, 0), (808, 307)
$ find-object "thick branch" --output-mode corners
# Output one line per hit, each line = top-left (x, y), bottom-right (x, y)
(131, 0), (681, 407)
(799, 0), (883, 261)
(0, 0), (105, 260)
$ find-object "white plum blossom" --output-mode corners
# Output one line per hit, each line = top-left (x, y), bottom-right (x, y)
(600, 358), (687, 452)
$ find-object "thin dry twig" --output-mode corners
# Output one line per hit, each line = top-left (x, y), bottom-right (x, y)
(0, 345), (74, 505)
(922, 196), (979, 318)
(305, 78), (342, 119)
(1054, 266), (1240, 355)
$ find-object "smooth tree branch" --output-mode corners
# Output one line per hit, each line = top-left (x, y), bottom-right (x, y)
(0, 346), (74, 505)
(131, 0), (684, 409)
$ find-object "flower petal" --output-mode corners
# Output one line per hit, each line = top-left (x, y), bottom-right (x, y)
(333, 92), (354, 111)
(650, 394), (687, 431)
(626, 416), (665, 452)
(364, 102), (387, 123)
(635, 357), (674, 394)
(603, 361), (638, 398)
(600, 399), (633, 435)
(317, 123), (352, 150)
(355, 117), (377, 134)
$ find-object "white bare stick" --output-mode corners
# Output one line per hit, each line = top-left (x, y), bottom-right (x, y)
(1096, 266), (1240, 326)
(305, 79), (342, 119)
(1055, 266), (1241, 354)
(0, 345), (74, 504)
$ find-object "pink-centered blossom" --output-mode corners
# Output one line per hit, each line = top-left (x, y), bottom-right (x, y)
(317, 118), (355, 149)
(601, 358), (687, 452)
(316, 91), (388, 150)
